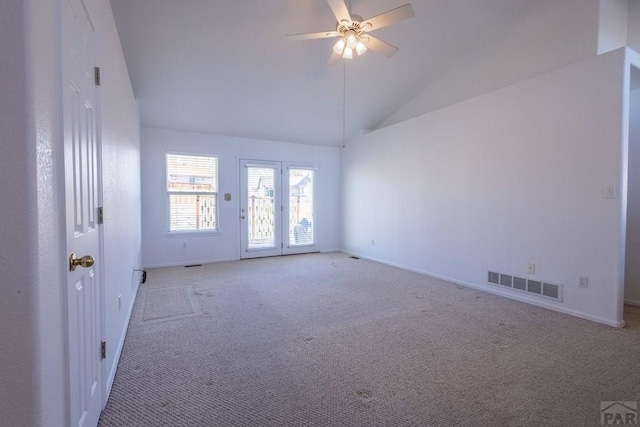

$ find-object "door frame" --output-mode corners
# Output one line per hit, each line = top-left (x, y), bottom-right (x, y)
(239, 159), (283, 258)
(61, 0), (106, 424)
(623, 62), (640, 326)
(239, 159), (317, 259)
(282, 164), (317, 256)
(95, 50), (108, 410)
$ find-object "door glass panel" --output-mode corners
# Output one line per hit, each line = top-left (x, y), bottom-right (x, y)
(289, 169), (314, 246)
(247, 167), (276, 249)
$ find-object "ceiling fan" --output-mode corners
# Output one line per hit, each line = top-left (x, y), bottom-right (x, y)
(287, 0), (415, 65)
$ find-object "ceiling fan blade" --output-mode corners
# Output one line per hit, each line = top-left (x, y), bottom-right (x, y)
(327, 0), (351, 24)
(328, 51), (342, 66)
(361, 4), (415, 32)
(287, 31), (340, 41)
(363, 35), (399, 58)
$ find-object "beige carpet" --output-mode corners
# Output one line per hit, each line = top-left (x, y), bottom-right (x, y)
(98, 252), (640, 426)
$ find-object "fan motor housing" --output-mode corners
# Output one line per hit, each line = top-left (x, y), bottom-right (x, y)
(337, 14), (368, 35)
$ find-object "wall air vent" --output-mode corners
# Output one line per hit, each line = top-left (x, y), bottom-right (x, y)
(513, 276), (527, 291)
(488, 271), (500, 285)
(499, 274), (512, 287)
(487, 270), (563, 302)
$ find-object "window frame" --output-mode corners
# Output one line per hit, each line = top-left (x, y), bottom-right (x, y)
(166, 151), (220, 235)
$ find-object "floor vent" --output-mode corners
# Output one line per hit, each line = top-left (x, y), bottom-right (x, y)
(488, 270), (562, 302)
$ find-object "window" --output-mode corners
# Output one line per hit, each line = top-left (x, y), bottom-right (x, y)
(166, 153), (218, 232)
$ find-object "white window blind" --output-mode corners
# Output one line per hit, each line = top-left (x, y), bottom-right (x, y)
(167, 153), (218, 232)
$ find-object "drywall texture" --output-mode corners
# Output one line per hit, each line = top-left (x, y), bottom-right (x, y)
(29, 0), (68, 424)
(94, 0), (142, 394)
(0, 1), (40, 425)
(377, 0), (600, 129)
(342, 50), (626, 326)
(141, 127), (340, 268)
(625, 86), (640, 304)
(628, 0), (640, 52)
(0, 0), (141, 425)
(598, 0), (628, 54)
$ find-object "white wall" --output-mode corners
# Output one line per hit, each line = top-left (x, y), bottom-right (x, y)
(29, 0), (69, 423)
(0, 1), (42, 424)
(598, 0), (628, 54)
(95, 0), (142, 394)
(141, 127), (340, 268)
(0, 0), (141, 425)
(377, 0), (601, 129)
(342, 50), (626, 326)
(628, 0), (640, 52)
(625, 84), (640, 305)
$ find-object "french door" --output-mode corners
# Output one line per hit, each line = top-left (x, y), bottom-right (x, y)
(240, 160), (315, 258)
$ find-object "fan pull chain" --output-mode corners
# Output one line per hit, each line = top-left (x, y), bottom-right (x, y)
(342, 62), (346, 149)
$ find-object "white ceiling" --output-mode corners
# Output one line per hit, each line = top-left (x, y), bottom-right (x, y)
(109, 0), (532, 146)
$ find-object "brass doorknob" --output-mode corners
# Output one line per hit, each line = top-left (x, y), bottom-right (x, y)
(69, 253), (95, 271)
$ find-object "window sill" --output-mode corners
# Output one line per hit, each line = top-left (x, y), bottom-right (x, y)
(166, 230), (221, 237)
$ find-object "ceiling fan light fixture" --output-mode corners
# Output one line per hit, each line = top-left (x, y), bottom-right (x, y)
(285, 1), (415, 64)
(345, 31), (358, 49)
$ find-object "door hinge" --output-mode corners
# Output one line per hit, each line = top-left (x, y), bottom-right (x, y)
(100, 341), (106, 360)
(94, 67), (101, 86)
(281, 242), (283, 248)
(98, 207), (104, 224)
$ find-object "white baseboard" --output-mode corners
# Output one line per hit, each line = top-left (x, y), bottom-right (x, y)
(105, 279), (140, 400)
(625, 298), (640, 307)
(143, 251), (343, 269)
(342, 250), (625, 328)
(143, 257), (239, 269)
(320, 248), (341, 253)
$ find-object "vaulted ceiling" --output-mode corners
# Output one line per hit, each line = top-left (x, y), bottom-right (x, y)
(109, 0), (562, 146)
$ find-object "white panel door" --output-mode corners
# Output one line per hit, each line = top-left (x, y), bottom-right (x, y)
(63, 1), (103, 426)
(283, 167), (316, 255)
(240, 160), (283, 258)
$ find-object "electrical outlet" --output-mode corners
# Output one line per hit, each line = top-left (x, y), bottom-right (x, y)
(527, 263), (535, 275)
(579, 276), (589, 288)
(605, 186), (617, 199)
(371, 240), (375, 246)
